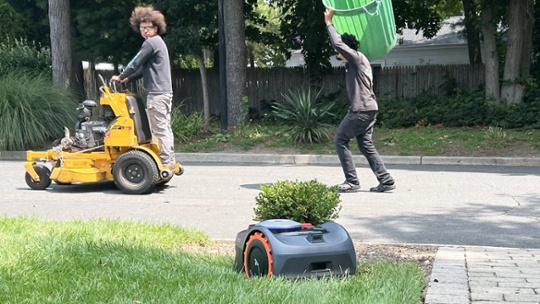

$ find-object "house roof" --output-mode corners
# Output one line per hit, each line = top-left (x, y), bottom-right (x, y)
(397, 16), (467, 46)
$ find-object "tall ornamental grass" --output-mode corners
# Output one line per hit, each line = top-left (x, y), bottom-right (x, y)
(0, 71), (76, 151)
(171, 106), (205, 142)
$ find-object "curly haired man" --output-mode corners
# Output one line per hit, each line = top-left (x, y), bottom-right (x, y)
(324, 8), (395, 193)
(112, 6), (175, 168)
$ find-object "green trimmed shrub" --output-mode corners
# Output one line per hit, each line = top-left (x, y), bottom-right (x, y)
(0, 71), (75, 151)
(254, 179), (341, 226)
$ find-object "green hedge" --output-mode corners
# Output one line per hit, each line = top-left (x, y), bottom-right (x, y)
(377, 90), (540, 129)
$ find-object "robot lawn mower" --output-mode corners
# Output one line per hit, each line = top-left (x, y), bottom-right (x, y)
(234, 219), (356, 279)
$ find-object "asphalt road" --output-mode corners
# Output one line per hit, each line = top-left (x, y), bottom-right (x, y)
(1, 160), (539, 248)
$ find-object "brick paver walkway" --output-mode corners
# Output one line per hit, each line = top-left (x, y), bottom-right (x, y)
(426, 246), (540, 304)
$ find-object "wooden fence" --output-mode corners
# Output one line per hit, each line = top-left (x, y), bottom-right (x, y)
(85, 64), (484, 115)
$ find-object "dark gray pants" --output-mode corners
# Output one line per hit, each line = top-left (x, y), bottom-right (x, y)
(335, 110), (393, 186)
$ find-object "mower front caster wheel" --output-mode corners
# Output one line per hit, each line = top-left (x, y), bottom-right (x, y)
(176, 166), (184, 176)
(25, 164), (52, 190)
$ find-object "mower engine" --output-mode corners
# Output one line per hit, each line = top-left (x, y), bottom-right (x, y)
(72, 100), (111, 149)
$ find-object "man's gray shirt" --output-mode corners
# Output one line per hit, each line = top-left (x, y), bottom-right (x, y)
(327, 25), (378, 112)
(120, 35), (173, 95)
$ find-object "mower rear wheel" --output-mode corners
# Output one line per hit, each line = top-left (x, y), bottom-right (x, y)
(25, 164), (52, 190)
(243, 232), (274, 278)
(113, 150), (159, 194)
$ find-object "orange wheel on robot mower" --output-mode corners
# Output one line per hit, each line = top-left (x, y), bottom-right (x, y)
(243, 231), (274, 278)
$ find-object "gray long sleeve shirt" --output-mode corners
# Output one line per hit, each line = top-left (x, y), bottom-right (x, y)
(327, 25), (378, 112)
(120, 35), (173, 95)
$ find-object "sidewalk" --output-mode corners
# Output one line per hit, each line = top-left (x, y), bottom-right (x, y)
(426, 246), (540, 304)
(3, 151), (540, 303)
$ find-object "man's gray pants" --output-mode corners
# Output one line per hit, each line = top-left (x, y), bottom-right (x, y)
(147, 93), (175, 165)
(335, 110), (393, 186)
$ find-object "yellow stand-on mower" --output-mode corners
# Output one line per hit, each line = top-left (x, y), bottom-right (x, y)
(24, 75), (183, 194)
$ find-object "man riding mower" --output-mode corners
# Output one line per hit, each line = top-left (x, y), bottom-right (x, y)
(24, 75), (183, 194)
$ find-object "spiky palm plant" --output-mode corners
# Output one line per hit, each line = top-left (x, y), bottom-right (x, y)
(272, 88), (335, 143)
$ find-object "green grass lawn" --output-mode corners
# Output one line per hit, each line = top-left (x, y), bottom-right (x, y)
(0, 217), (424, 304)
(177, 124), (540, 157)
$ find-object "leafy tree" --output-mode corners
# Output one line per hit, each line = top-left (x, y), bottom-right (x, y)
(393, 0), (444, 39)
(70, 0), (145, 100)
(473, 0), (535, 104)
(500, 0), (534, 105)
(71, 0), (142, 70)
(0, 0), (25, 44)
(246, 0), (284, 67)
(271, 0), (334, 85)
(269, 0), (460, 84)
(478, 0), (506, 101)
(154, 0), (217, 127)
(8, 0), (143, 74)
(6, 0), (50, 47)
(394, 0), (535, 105)
(155, 0), (266, 127)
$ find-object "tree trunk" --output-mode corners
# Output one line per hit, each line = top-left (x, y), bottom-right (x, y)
(480, 5), (500, 101)
(72, 52), (85, 101)
(247, 44), (255, 68)
(84, 61), (97, 101)
(501, 0), (531, 105)
(48, 0), (72, 89)
(519, 0), (534, 81)
(462, 0), (482, 64)
(196, 52), (211, 128)
(224, 0), (247, 128)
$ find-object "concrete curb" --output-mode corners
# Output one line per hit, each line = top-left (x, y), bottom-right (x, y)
(0, 151), (28, 161)
(421, 156), (540, 167)
(2, 151), (539, 167)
